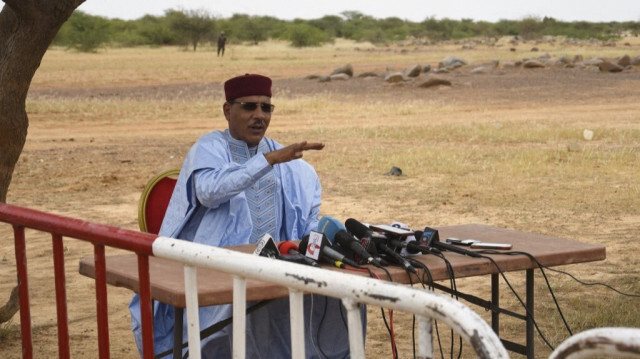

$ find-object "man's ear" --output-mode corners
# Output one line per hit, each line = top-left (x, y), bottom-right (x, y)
(223, 102), (231, 121)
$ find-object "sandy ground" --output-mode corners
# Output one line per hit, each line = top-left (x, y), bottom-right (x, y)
(1, 54), (639, 358)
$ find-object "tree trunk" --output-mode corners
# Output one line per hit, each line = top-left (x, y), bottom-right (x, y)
(0, 0), (85, 323)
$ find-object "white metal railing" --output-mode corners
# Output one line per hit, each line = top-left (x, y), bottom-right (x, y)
(152, 236), (510, 359)
(549, 327), (640, 359)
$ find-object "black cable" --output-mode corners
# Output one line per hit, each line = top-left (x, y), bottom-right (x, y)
(470, 251), (556, 350)
(542, 263), (640, 298)
(477, 249), (574, 336)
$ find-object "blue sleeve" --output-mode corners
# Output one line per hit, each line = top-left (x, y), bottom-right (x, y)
(193, 153), (272, 209)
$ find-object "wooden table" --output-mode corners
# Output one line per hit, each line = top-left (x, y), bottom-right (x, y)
(79, 224), (605, 358)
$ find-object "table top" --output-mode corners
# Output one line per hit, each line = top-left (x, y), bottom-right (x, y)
(79, 224), (605, 307)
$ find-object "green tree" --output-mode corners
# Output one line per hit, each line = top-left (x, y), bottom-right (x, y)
(56, 10), (110, 52)
(286, 22), (327, 47)
(166, 8), (215, 51)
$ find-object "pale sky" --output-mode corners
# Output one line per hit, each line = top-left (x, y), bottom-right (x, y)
(74, 0), (640, 23)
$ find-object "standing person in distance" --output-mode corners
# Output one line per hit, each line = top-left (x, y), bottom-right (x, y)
(129, 74), (363, 358)
(217, 31), (227, 57)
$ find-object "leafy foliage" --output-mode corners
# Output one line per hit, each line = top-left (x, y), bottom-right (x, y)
(54, 9), (640, 52)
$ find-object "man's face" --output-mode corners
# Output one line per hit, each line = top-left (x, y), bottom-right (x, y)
(223, 95), (273, 147)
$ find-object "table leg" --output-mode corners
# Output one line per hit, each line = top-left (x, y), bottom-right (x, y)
(173, 307), (184, 359)
(526, 269), (534, 359)
(491, 273), (500, 335)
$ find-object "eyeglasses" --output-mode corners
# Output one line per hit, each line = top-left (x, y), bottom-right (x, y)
(228, 101), (275, 113)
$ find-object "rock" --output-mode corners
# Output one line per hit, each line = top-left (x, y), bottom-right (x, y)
(384, 72), (405, 83)
(598, 60), (624, 73)
(471, 66), (488, 74)
(438, 56), (467, 69)
(331, 63), (354, 77)
(318, 76), (331, 83)
(523, 60), (545, 69)
(582, 57), (604, 66)
(356, 72), (380, 78)
(583, 129), (594, 141)
(617, 54), (631, 67)
(631, 56), (640, 66)
(573, 54), (584, 64)
(329, 73), (350, 81)
(304, 74), (322, 80)
(404, 64), (422, 78)
(417, 76), (452, 88)
(422, 64), (432, 73)
(384, 166), (405, 176)
(531, 47), (539, 52)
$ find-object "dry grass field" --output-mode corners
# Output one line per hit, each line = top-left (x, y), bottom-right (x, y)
(1, 38), (639, 358)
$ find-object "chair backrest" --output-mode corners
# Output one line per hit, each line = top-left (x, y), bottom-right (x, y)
(138, 169), (180, 234)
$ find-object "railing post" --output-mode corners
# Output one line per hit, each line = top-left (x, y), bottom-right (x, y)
(14, 225), (33, 359)
(417, 315), (434, 359)
(94, 244), (110, 359)
(52, 233), (70, 359)
(184, 265), (201, 359)
(137, 254), (154, 359)
(232, 276), (246, 359)
(342, 298), (365, 359)
(289, 289), (305, 359)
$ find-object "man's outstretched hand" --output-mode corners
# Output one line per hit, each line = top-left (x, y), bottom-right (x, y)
(265, 141), (325, 165)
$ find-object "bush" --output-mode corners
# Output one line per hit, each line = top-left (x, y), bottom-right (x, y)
(286, 23), (327, 47)
(56, 11), (111, 52)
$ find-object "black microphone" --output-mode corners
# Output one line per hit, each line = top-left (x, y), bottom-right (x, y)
(420, 227), (481, 258)
(333, 230), (383, 267)
(345, 218), (416, 273)
(386, 235), (430, 255)
(278, 241), (321, 267)
(299, 233), (361, 268)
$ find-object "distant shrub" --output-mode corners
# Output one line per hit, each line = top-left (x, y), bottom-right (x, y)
(286, 23), (327, 47)
(56, 11), (110, 53)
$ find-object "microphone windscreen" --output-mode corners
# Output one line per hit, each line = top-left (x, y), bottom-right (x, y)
(345, 218), (370, 239)
(278, 241), (298, 255)
(333, 230), (353, 248)
(317, 215), (346, 243)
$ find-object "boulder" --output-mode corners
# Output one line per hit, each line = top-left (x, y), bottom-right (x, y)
(384, 72), (405, 83)
(438, 56), (467, 69)
(417, 76), (452, 88)
(422, 64), (432, 73)
(330, 73), (350, 81)
(523, 60), (545, 69)
(617, 54), (631, 67)
(630, 56), (640, 66)
(471, 66), (488, 74)
(598, 61), (624, 73)
(330, 63), (354, 77)
(404, 64), (422, 78)
(356, 72), (380, 78)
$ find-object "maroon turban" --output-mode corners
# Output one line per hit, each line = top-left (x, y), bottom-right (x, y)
(224, 74), (272, 101)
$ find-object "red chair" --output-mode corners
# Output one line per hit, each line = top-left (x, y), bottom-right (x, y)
(137, 169), (180, 234)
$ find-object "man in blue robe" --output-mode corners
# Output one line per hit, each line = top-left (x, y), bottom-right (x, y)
(129, 74), (363, 358)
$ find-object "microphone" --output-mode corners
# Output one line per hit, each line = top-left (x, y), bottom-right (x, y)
(299, 232), (361, 268)
(333, 230), (383, 267)
(278, 241), (320, 267)
(319, 215), (383, 266)
(345, 218), (416, 273)
(420, 227), (481, 258)
(253, 233), (280, 258)
(317, 215), (346, 244)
